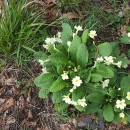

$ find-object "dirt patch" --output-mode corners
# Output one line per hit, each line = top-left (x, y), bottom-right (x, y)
(0, 63), (62, 130)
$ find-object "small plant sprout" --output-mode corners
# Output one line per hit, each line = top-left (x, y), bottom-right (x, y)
(69, 86), (77, 93)
(73, 33), (76, 39)
(122, 64), (128, 68)
(41, 67), (47, 73)
(56, 32), (61, 38)
(128, 32), (130, 37)
(119, 112), (125, 118)
(74, 67), (78, 72)
(89, 30), (97, 39)
(74, 25), (83, 34)
(114, 61), (122, 68)
(116, 99), (126, 110)
(67, 41), (71, 48)
(38, 59), (44, 66)
(61, 71), (69, 80)
(77, 98), (87, 107)
(104, 56), (115, 65)
(118, 88), (121, 91)
(72, 76), (82, 87)
(126, 92), (130, 100)
(63, 95), (71, 104)
(102, 79), (109, 88)
(96, 57), (104, 63)
(45, 37), (56, 44)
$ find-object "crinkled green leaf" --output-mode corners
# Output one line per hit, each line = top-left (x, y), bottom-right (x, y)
(76, 44), (88, 68)
(52, 88), (69, 103)
(81, 29), (89, 44)
(34, 73), (54, 87)
(61, 23), (73, 45)
(49, 77), (66, 92)
(120, 76), (130, 93)
(38, 87), (49, 99)
(91, 73), (102, 82)
(54, 102), (68, 112)
(103, 104), (114, 122)
(120, 34), (130, 44)
(95, 64), (114, 78)
(98, 42), (112, 56)
(86, 93), (104, 103)
(49, 52), (68, 64)
(69, 35), (81, 62)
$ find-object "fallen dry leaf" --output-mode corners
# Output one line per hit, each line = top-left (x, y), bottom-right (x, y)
(0, 98), (14, 112)
(0, 116), (4, 125)
(5, 116), (16, 125)
(60, 122), (76, 130)
(63, 12), (85, 19)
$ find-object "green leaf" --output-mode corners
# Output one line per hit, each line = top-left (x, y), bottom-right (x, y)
(38, 87), (49, 99)
(113, 113), (121, 124)
(111, 42), (119, 57)
(120, 34), (130, 44)
(98, 42), (112, 56)
(108, 88), (117, 98)
(52, 88), (69, 103)
(49, 52), (68, 64)
(39, 80), (54, 89)
(86, 93), (104, 103)
(81, 29), (89, 44)
(34, 51), (48, 61)
(80, 69), (91, 83)
(69, 35), (81, 62)
(91, 73), (102, 82)
(76, 44), (88, 68)
(57, 64), (64, 74)
(103, 104), (114, 122)
(120, 76), (130, 93)
(86, 103), (100, 114)
(49, 77), (66, 92)
(75, 105), (86, 112)
(95, 64), (114, 78)
(34, 73), (54, 87)
(61, 23), (73, 44)
(72, 87), (86, 101)
(54, 102), (68, 112)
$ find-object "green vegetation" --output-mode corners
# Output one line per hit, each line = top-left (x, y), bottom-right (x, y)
(0, 0), (46, 66)
(1, 0), (130, 129)
(34, 23), (130, 123)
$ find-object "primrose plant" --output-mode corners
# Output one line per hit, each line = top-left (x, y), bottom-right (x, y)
(34, 23), (130, 123)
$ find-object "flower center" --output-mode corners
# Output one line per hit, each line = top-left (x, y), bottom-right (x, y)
(119, 102), (123, 106)
(75, 79), (79, 82)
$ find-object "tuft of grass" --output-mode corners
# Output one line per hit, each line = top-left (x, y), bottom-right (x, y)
(0, 0), (46, 65)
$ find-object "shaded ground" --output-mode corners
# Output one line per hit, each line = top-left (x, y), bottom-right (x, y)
(0, 63), (60, 130)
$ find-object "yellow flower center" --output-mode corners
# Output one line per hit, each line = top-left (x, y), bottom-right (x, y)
(75, 79), (79, 82)
(91, 34), (94, 37)
(119, 102), (123, 106)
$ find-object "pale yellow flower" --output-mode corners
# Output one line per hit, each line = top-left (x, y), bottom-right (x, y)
(116, 99), (126, 110)
(77, 98), (87, 107)
(63, 95), (71, 104)
(89, 30), (97, 39)
(126, 92), (130, 100)
(104, 56), (114, 65)
(119, 112), (125, 118)
(61, 71), (69, 80)
(102, 79), (109, 88)
(72, 76), (82, 87)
